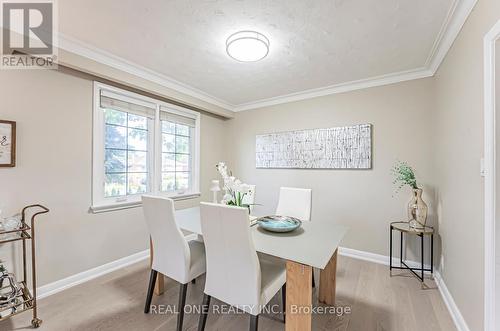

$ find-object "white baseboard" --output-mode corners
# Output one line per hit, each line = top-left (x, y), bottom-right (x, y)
(338, 246), (432, 270)
(338, 246), (470, 331)
(37, 249), (150, 299)
(434, 272), (471, 331)
(339, 246), (389, 265)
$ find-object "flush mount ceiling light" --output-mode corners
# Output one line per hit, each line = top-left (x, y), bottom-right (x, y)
(226, 31), (270, 62)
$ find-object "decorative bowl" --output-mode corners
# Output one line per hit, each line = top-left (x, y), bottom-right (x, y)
(257, 215), (302, 233)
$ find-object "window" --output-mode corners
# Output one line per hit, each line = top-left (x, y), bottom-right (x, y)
(92, 83), (200, 212)
(159, 107), (197, 193)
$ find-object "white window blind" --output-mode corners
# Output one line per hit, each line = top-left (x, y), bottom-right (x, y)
(159, 106), (197, 127)
(100, 90), (156, 119)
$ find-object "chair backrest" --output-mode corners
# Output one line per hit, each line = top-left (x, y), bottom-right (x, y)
(241, 184), (256, 212)
(200, 203), (261, 311)
(142, 195), (191, 284)
(275, 187), (312, 221)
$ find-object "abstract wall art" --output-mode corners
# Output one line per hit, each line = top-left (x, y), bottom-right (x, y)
(255, 124), (372, 169)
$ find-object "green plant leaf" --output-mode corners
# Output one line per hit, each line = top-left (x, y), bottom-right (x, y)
(391, 160), (419, 194)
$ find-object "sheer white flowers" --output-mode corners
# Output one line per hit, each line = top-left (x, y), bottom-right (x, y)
(216, 162), (253, 209)
(216, 162), (230, 180)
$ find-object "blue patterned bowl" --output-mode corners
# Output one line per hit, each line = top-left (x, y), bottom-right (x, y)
(257, 216), (302, 233)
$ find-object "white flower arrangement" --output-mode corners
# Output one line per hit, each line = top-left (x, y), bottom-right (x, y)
(216, 162), (253, 209)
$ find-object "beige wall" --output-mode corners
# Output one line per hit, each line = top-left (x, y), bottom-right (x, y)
(433, 0), (500, 330)
(227, 78), (436, 260)
(0, 68), (228, 286)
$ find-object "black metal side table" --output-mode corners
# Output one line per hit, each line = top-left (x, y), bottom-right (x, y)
(389, 221), (434, 287)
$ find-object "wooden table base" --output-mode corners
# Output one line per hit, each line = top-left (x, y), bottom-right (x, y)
(286, 261), (312, 331)
(319, 249), (337, 305)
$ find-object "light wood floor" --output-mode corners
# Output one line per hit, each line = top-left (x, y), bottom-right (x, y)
(0, 256), (456, 331)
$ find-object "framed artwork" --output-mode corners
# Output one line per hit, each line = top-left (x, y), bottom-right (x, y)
(256, 124), (372, 169)
(0, 120), (16, 167)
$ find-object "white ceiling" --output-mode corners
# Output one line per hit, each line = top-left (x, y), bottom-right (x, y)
(58, 0), (467, 110)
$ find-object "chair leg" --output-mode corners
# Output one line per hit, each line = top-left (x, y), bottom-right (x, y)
(198, 294), (211, 331)
(249, 315), (259, 331)
(312, 271), (315, 288)
(281, 284), (286, 323)
(177, 283), (188, 331)
(144, 270), (157, 313)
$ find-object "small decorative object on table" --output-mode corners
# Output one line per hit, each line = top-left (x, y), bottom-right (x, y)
(391, 161), (428, 229)
(209, 180), (221, 203)
(216, 162), (255, 211)
(257, 215), (302, 233)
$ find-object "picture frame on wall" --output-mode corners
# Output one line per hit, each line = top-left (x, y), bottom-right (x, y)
(0, 120), (16, 167)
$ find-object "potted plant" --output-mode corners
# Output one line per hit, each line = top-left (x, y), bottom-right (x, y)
(391, 161), (428, 228)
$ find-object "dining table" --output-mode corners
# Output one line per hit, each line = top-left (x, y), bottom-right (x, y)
(149, 206), (348, 331)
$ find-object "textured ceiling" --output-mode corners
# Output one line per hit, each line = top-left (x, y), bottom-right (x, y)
(59, 0), (454, 106)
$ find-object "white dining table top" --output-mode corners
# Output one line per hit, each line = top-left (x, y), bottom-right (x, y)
(176, 206), (348, 270)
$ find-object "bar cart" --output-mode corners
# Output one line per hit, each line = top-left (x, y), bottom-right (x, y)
(0, 204), (48, 328)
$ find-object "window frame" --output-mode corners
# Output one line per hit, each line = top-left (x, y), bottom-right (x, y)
(91, 82), (201, 213)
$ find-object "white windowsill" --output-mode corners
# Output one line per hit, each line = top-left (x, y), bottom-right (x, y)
(89, 192), (201, 214)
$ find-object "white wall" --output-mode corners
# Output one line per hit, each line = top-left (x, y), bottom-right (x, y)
(0, 68), (228, 286)
(227, 78), (436, 260)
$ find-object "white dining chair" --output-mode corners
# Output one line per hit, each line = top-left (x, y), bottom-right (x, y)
(275, 187), (315, 286)
(275, 187), (312, 221)
(198, 203), (286, 331)
(241, 184), (256, 212)
(142, 195), (206, 331)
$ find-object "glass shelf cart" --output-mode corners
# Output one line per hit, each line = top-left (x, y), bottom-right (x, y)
(0, 204), (48, 328)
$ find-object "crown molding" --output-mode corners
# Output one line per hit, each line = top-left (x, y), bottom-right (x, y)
(54, 0), (476, 113)
(57, 33), (236, 111)
(425, 0), (478, 73)
(233, 67), (434, 111)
